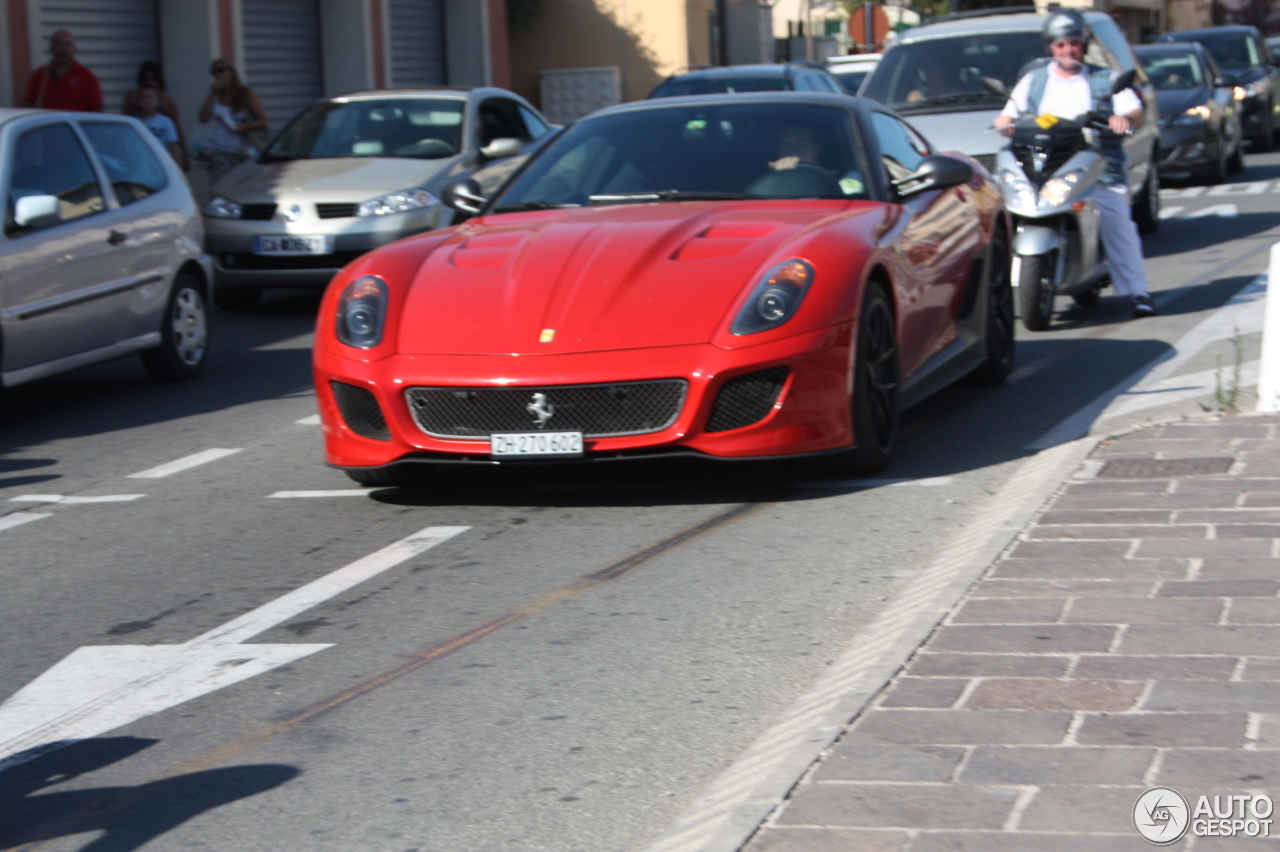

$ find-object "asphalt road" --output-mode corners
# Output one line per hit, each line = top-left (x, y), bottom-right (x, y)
(2, 151), (1280, 852)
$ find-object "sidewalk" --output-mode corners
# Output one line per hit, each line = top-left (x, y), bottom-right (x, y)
(743, 413), (1280, 851)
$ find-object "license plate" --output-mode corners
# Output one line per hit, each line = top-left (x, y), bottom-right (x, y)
(254, 235), (333, 255)
(490, 431), (584, 458)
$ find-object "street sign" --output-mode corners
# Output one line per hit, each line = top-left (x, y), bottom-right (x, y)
(848, 3), (891, 52)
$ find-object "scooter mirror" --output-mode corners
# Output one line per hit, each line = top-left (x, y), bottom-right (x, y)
(1111, 69), (1137, 94)
(981, 77), (1008, 97)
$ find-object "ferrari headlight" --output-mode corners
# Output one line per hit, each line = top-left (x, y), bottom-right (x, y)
(203, 195), (242, 218)
(1172, 105), (1212, 125)
(999, 169), (1036, 210)
(336, 275), (388, 349)
(357, 188), (439, 217)
(731, 259), (814, 336)
(1039, 172), (1080, 208)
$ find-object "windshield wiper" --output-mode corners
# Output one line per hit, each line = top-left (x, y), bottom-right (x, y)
(588, 190), (765, 204)
(490, 200), (581, 213)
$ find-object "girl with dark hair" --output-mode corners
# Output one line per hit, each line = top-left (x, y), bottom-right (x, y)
(196, 59), (268, 187)
(123, 60), (186, 169)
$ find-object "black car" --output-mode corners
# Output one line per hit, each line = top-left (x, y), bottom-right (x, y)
(1157, 25), (1280, 151)
(647, 64), (845, 98)
(1136, 42), (1244, 182)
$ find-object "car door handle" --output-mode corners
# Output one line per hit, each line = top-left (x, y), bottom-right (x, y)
(107, 230), (127, 246)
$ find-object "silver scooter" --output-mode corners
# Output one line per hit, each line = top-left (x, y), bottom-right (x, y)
(993, 69), (1136, 331)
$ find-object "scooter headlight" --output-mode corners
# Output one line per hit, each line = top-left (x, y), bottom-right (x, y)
(1000, 169), (1036, 209)
(1039, 173), (1080, 208)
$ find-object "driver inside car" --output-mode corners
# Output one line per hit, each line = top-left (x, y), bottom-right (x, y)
(768, 125), (865, 196)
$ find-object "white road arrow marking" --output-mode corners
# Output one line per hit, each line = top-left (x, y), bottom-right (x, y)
(0, 524), (469, 771)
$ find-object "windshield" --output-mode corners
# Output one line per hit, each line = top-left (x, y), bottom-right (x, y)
(1170, 33), (1259, 69)
(261, 98), (465, 162)
(649, 77), (791, 98)
(1139, 52), (1205, 89)
(491, 102), (869, 210)
(863, 32), (1046, 112)
(832, 69), (873, 95)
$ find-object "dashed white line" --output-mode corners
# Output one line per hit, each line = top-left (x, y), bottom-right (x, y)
(126, 448), (242, 479)
(8, 494), (146, 504)
(0, 512), (52, 532)
(295, 414), (321, 425)
(267, 489), (375, 498)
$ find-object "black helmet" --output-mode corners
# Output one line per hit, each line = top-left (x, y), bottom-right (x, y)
(1042, 10), (1090, 46)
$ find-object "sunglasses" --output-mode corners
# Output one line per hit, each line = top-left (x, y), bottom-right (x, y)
(211, 66), (231, 75)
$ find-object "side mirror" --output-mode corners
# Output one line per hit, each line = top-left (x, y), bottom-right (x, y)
(479, 137), (522, 161)
(441, 178), (486, 215)
(13, 194), (59, 229)
(893, 155), (973, 198)
(1112, 68), (1137, 94)
(980, 76), (1008, 97)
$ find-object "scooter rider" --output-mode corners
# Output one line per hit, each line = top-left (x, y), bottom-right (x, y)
(993, 11), (1157, 318)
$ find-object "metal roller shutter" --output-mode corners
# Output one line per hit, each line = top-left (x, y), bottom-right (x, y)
(242, 0), (324, 138)
(39, 0), (161, 115)
(389, 0), (447, 88)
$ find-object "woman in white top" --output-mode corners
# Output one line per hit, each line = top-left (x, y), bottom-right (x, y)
(197, 59), (267, 188)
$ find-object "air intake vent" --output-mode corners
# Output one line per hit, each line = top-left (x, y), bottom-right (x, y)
(331, 381), (390, 441)
(317, 203), (359, 219)
(240, 203), (277, 220)
(705, 366), (790, 433)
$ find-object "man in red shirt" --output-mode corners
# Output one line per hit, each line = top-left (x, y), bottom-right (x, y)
(23, 29), (103, 112)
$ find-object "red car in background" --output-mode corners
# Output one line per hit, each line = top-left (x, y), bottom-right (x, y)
(312, 93), (1013, 486)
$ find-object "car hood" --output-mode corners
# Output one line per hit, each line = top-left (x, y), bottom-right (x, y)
(898, 110), (1004, 159)
(1156, 87), (1211, 119)
(395, 201), (859, 356)
(215, 157), (453, 203)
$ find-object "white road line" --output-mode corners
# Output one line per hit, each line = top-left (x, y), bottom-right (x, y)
(295, 414), (321, 425)
(8, 494), (146, 504)
(0, 512), (52, 532)
(186, 525), (471, 646)
(793, 476), (955, 490)
(1183, 203), (1238, 219)
(1028, 275), (1267, 449)
(267, 489), (375, 498)
(1208, 180), (1269, 196)
(1159, 206), (1184, 220)
(127, 448), (242, 479)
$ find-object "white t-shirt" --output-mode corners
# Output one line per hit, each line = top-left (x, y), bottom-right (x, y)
(1000, 61), (1142, 121)
(139, 112), (179, 146)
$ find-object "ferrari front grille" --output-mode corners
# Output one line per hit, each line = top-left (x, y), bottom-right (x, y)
(404, 380), (688, 439)
(331, 381), (390, 441)
(705, 367), (790, 433)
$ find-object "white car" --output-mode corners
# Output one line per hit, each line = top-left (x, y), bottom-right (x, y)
(0, 109), (211, 387)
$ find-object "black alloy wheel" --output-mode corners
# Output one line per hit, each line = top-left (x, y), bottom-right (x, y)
(1133, 161), (1160, 234)
(968, 228), (1015, 385)
(141, 272), (209, 381)
(828, 283), (900, 475)
(1018, 252), (1056, 332)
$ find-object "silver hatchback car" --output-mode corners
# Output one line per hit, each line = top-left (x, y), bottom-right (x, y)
(1, 109), (211, 387)
(202, 87), (556, 309)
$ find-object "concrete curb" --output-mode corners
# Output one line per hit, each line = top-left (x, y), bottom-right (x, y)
(642, 435), (1103, 852)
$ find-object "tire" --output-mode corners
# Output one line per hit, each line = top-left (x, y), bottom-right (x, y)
(1228, 129), (1246, 173)
(968, 228), (1015, 386)
(1018, 253), (1055, 332)
(1204, 136), (1229, 185)
(213, 286), (261, 311)
(1132, 163), (1160, 235)
(1255, 102), (1275, 153)
(140, 273), (208, 381)
(1072, 287), (1100, 307)
(828, 284), (900, 476)
(344, 464), (434, 487)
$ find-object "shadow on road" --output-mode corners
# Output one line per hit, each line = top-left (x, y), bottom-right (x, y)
(0, 737), (297, 851)
(1144, 210), (1280, 259)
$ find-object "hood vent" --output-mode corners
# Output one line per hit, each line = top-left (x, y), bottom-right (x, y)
(674, 221), (778, 260)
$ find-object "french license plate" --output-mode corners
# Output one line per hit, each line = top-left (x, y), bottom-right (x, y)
(490, 431), (584, 458)
(254, 235), (333, 255)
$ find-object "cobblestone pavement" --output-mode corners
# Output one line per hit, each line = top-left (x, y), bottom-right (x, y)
(744, 414), (1280, 851)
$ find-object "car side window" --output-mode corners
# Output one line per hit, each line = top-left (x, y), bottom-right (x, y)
(518, 105), (550, 139)
(871, 112), (928, 182)
(6, 122), (105, 235)
(79, 121), (168, 206)
(478, 98), (531, 146)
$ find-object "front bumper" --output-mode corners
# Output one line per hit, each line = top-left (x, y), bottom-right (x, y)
(315, 326), (854, 469)
(205, 204), (450, 289)
(1157, 124), (1218, 173)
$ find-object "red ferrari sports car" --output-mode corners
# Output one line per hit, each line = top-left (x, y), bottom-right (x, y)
(313, 93), (1012, 485)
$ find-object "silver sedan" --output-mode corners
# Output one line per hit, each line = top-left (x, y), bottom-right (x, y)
(0, 109), (210, 387)
(202, 87), (556, 309)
